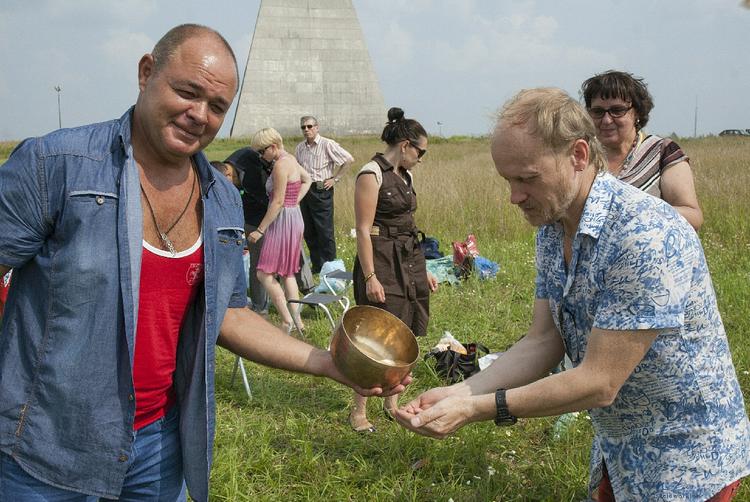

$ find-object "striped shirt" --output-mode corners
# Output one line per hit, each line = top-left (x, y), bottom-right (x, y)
(617, 131), (688, 200)
(295, 135), (354, 182)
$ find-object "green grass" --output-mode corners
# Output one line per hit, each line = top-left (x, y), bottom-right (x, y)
(206, 135), (750, 501)
(2, 135), (749, 500)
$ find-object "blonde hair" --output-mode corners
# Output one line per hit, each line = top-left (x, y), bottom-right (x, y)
(250, 127), (283, 151)
(495, 87), (607, 172)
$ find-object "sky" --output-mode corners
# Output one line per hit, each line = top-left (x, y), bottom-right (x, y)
(1, 0), (748, 141)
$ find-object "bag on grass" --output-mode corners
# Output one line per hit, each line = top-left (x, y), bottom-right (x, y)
(473, 255), (499, 280)
(452, 234), (479, 279)
(424, 341), (490, 384)
(418, 231), (444, 260)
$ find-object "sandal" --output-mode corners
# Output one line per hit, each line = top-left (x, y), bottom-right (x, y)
(280, 322), (294, 334)
(348, 412), (376, 433)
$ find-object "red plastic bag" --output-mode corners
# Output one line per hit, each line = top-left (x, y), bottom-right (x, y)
(452, 234), (479, 278)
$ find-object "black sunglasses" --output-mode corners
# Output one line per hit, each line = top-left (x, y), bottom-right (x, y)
(408, 141), (427, 159)
(301, 124), (317, 130)
(587, 105), (632, 119)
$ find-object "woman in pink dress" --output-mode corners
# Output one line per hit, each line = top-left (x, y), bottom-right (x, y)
(248, 128), (311, 332)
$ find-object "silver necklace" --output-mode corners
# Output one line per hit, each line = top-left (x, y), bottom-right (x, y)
(140, 168), (196, 256)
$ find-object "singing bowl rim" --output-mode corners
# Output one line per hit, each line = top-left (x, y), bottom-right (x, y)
(336, 305), (419, 368)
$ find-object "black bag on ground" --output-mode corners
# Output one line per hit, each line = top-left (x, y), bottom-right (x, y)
(424, 342), (490, 383)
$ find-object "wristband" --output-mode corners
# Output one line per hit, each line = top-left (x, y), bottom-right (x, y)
(494, 389), (517, 426)
(256, 228), (265, 235)
(364, 271), (376, 283)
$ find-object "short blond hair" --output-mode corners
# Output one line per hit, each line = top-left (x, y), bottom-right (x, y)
(495, 87), (607, 172)
(250, 127), (283, 151)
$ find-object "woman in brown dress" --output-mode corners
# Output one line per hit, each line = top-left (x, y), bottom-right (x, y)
(348, 107), (438, 432)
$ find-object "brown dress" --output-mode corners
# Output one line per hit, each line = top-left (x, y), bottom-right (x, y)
(353, 154), (429, 337)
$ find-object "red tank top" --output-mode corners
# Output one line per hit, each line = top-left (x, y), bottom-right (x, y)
(133, 235), (204, 430)
(0, 270), (11, 317)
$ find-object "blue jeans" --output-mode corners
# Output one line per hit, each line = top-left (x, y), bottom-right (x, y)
(0, 407), (186, 501)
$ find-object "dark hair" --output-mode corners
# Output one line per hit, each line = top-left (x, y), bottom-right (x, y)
(152, 24), (238, 82)
(380, 107), (427, 145)
(581, 70), (654, 129)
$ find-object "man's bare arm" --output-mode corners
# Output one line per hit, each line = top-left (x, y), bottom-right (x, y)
(397, 301), (660, 438)
(505, 326), (659, 417)
(217, 306), (408, 396)
(459, 298), (566, 397)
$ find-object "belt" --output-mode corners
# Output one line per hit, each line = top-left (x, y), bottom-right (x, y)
(369, 225), (417, 238)
(311, 181), (330, 191)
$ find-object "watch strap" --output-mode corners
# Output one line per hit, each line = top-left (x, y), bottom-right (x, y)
(494, 388), (517, 426)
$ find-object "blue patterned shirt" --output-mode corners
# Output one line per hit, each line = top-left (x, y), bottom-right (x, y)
(535, 173), (750, 500)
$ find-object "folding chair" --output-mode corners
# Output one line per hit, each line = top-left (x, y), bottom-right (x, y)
(230, 352), (253, 399)
(321, 269), (353, 311)
(287, 269), (353, 334)
(287, 293), (347, 333)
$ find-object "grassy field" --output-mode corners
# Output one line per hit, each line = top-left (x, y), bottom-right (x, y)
(204, 134), (750, 501)
(2, 134), (749, 500)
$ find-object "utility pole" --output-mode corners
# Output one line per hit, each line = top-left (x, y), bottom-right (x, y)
(437, 121), (443, 137)
(54, 85), (62, 129)
(693, 96), (698, 137)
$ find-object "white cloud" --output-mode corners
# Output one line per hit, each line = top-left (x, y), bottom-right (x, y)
(372, 21), (415, 70)
(427, 10), (608, 81)
(531, 15), (557, 39)
(45, 0), (158, 24)
(100, 30), (154, 81)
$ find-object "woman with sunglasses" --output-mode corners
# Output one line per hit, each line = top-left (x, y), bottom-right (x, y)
(248, 128), (312, 332)
(582, 70), (703, 230)
(348, 107), (438, 433)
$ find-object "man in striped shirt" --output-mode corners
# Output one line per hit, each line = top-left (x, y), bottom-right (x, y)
(295, 115), (354, 273)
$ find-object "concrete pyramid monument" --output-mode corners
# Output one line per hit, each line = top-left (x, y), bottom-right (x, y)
(231, 0), (386, 138)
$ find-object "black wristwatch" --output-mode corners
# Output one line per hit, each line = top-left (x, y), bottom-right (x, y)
(494, 388), (517, 426)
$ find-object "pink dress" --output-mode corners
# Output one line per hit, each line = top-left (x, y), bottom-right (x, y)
(256, 173), (304, 277)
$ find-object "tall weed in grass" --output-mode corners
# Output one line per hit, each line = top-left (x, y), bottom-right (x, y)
(1, 136), (749, 500)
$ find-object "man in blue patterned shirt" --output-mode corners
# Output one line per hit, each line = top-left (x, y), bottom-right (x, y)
(396, 88), (750, 500)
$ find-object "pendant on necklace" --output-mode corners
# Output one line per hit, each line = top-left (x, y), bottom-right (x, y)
(160, 232), (176, 256)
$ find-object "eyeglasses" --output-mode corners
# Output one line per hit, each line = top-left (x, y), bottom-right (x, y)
(587, 105), (632, 119)
(408, 141), (427, 159)
(301, 124), (317, 130)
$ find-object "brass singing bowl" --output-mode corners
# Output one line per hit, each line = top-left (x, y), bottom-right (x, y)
(330, 305), (419, 389)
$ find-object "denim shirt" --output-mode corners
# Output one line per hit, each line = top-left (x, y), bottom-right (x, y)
(534, 173), (750, 500)
(0, 108), (247, 501)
